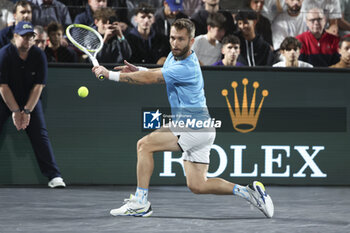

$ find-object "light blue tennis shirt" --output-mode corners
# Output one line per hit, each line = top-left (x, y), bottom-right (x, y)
(161, 51), (210, 123)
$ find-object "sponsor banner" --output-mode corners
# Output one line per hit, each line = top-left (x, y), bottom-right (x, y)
(0, 67), (349, 185)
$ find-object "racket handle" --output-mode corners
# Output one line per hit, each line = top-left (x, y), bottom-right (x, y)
(98, 74), (105, 81)
(91, 58), (104, 81)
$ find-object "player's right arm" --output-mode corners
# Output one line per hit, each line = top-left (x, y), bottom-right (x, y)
(92, 65), (165, 85)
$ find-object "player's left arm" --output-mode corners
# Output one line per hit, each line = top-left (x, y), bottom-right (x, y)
(113, 60), (161, 73)
(92, 65), (165, 85)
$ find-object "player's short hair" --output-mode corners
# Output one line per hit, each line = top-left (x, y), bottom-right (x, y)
(339, 36), (350, 48)
(93, 7), (116, 23)
(235, 9), (258, 21)
(221, 34), (240, 46)
(207, 12), (226, 29)
(47, 21), (63, 35)
(13, 0), (31, 14)
(135, 3), (155, 15)
(171, 18), (195, 39)
(279, 37), (302, 51)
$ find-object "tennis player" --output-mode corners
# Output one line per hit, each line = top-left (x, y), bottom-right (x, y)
(92, 18), (274, 218)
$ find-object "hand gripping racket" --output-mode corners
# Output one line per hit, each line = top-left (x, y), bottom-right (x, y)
(66, 24), (105, 80)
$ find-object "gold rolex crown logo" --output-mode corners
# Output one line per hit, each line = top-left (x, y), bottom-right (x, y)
(222, 78), (268, 133)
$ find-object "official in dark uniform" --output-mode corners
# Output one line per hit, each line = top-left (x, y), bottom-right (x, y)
(0, 21), (65, 188)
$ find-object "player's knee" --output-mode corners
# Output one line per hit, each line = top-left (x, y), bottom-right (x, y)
(187, 183), (204, 194)
(137, 137), (150, 153)
(137, 138), (145, 152)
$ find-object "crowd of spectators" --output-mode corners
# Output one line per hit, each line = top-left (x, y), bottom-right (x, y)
(0, 0), (349, 68)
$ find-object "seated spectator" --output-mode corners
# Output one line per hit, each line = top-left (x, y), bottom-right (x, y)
(296, 8), (340, 67)
(191, 0), (219, 36)
(0, 0), (15, 30)
(74, 0), (107, 26)
(122, 0), (163, 11)
(0, 0), (32, 48)
(220, 0), (245, 11)
(212, 34), (244, 66)
(301, 0), (342, 36)
(45, 22), (77, 62)
(273, 37), (313, 67)
(272, 0), (307, 51)
(247, 0), (273, 46)
(58, 0), (85, 22)
(106, 0), (130, 33)
(29, 0), (72, 28)
(182, 0), (203, 17)
(118, 0), (163, 29)
(93, 7), (131, 63)
(34, 25), (48, 50)
(339, 0), (350, 36)
(234, 10), (274, 66)
(329, 36), (350, 68)
(191, 0), (235, 36)
(126, 3), (170, 65)
(154, 0), (188, 38)
(192, 12), (226, 65)
(261, 0), (285, 22)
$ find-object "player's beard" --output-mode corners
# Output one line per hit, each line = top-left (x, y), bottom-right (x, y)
(172, 43), (191, 60)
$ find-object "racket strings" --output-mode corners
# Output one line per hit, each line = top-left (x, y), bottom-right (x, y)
(69, 27), (101, 51)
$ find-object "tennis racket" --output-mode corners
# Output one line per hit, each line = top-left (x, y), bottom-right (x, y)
(66, 24), (105, 80)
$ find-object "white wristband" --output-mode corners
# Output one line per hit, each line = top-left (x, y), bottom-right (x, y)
(137, 66), (148, 71)
(109, 71), (120, 82)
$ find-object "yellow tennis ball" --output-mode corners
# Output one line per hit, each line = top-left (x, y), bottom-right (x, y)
(78, 86), (89, 98)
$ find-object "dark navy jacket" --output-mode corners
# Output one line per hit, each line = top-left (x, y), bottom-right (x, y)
(235, 31), (275, 67)
(153, 7), (188, 37)
(0, 25), (15, 49)
(126, 27), (170, 64)
(74, 4), (94, 26)
(0, 43), (47, 107)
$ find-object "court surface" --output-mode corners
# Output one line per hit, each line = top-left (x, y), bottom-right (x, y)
(0, 185), (349, 233)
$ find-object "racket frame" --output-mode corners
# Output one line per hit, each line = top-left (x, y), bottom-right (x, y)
(66, 24), (105, 80)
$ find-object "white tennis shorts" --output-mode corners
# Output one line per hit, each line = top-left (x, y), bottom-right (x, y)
(169, 125), (216, 164)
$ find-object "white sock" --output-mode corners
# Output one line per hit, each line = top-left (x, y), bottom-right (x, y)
(233, 184), (250, 201)
(135, 187), (148, 205)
